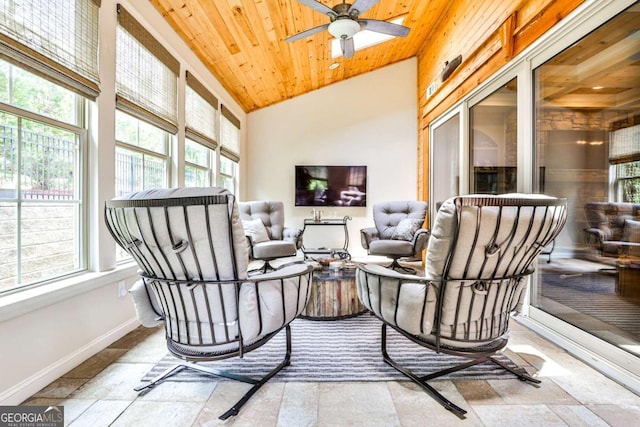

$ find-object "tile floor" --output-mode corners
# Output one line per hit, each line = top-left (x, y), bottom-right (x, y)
(21, 317), (640, 426)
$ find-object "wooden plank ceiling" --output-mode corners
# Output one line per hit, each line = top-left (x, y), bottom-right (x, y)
(149, 0), (452, 112)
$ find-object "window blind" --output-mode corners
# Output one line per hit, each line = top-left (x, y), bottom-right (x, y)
(185, 71), (218, 149)
(220, 105), (240, 162)
(610, 125), (640, 164)
(0, 0), (100, 99)
(116, 4), (178, 134)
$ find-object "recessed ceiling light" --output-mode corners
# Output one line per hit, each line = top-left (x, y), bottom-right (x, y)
(592, 86), (604, 90)
(328, 62), (340, 70)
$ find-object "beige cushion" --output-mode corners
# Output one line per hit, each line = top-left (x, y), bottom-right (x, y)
(243, 218), (270, 243)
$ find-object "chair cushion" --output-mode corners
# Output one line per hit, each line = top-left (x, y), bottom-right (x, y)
(243, 218), (270, 243)
(113, 187), (249, 281)
(238, 201), (285, 240)
(374, 201), (428, 240)
(391, 218), (422, 241)
(369, 239), (414, 257)
(251, 240), (296, 260)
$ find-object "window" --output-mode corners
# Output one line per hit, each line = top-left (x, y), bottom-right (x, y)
(184, 138), (214, 187)
(0, 62), (85, 292)
(0, 0), (97, 292)
(219, 155), (237, 193)
(220, 105), (240, 193)
(184, 72), (217, 187)
(616, 160), (640, 203)
(611, 125), (640, 203)
(115, 110), (170, 196)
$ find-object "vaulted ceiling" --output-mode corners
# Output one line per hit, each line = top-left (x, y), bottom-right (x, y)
(149, 0), (452, 113)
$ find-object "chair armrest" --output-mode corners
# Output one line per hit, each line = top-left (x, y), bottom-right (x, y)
(583, 227), (605, 248)
(283, 226), (303, 249)
(358, 263), (430, 281)
(361, 227), (379, 249)
(411, 228), (431, 252)
(248, 262), (313, 281)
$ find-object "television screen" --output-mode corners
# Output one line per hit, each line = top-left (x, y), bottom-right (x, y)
(295, 165), (367, 207)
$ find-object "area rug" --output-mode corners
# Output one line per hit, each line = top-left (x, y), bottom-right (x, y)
(141, 314), (528, 383)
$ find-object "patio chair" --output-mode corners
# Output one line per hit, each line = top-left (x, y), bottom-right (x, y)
(356, 194), (567, 417)
(238, 200), (302, 273)
(104, 187), (313, 420)
(360, 201), (430, 274)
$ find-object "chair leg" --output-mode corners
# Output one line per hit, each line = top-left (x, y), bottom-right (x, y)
(381, 324), (467, 418)
(380, 324), (541, 418)
(134, 325), (293, 421)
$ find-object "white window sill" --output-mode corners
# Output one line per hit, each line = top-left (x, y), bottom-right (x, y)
(0, 262), (139, 322)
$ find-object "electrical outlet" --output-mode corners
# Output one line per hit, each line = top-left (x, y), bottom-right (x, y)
(118, 280), (127, 298)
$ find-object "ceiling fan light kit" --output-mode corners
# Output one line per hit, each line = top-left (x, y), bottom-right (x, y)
(328, 18), (361, 39)
(285, 0), (410, 58)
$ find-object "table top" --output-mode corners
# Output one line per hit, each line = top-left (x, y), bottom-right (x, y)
(312, 266), (358, 281)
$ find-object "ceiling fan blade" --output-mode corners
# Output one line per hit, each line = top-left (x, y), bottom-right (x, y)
(348, 0), (380, 15)
(360, 19), (410, 37)
(284, 23), (329, 42)
(341, 37), (355, 58)
(296, 0), (337, 17)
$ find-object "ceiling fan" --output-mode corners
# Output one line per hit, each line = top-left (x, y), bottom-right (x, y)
(285, 0), (410, 58)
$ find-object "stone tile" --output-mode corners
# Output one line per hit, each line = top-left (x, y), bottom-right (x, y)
(63, 348), (128, 379)
(109, 325), (163, 349)
(110, 400), (203, 427)
(453, 380), (504, 405)
(317, 382), (399, 427)
(21, 397), (97, 426)
(116, 331), (167, 364)
(194, 381), (283, 427)
(68, 400), (132, 427)
(277, 382), (319, 427)
(472, 404), (568, 426)
(488, 377), (579, 405)
(586, 404), (640, 426)
(32, 377), (89, 399)
(70, 363), (153, 400)
(388, 380), (483, 426)
(548, 405), (609, 427)
(138, 380), (217, 403)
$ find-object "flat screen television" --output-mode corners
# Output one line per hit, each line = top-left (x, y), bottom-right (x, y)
(295, 165), (367, 207)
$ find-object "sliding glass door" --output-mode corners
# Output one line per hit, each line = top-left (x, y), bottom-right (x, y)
(430, 111), (460, 222)
(470, 78), (518, 194)
(531, 3), (640, 363)
(428, 0), (640, 391)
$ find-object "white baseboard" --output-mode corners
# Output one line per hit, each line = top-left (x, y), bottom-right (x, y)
(0, 317), (140, 405)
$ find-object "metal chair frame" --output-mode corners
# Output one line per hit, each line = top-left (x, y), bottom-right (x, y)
(105, 192), (312, 420)
(357, 196), (567, 418)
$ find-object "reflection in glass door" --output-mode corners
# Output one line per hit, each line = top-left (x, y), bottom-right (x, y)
(531, 4), (640, 363)
(430, 112), (460, 222)
(470, 78), (518, 194)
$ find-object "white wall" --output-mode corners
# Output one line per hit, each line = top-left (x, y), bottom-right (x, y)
(246, 58), (419, 258)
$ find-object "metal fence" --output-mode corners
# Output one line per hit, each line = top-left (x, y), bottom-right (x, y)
(0, 124), (76, 200)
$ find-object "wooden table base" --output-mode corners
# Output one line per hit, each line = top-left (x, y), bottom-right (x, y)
(300, 268), (366, 320)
